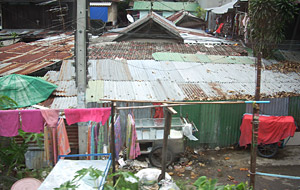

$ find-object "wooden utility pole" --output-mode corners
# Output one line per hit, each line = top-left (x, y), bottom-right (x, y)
(250, 52), (262, 189)
(110, 102), (116, 185)
(158, 106), (177, 181)
(76, 0), (88, 154)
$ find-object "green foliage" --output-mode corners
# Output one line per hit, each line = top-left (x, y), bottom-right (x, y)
(74, 166), (103, 182)
(0, 129), (44, 176)
(196, 6), (206, 19)
(10, 32), (18, 43)
(249, 0), (299, 57)
(18, 129), (44, 148)
(175, 179), (191, 189)
(54, 180), (79, 190)
(0, 95), (17, 110)
(194, 176), (218, 190)
(56, 167), (104, 189)
(0, 139), (27, 175)
(105, 171), (139, 190)
(193, 176), (252, 190)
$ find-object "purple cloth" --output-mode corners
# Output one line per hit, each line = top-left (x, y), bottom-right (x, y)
(20, 110), (44, 133)
(0, 110), (20, 137)
(114, 116), (122, 159)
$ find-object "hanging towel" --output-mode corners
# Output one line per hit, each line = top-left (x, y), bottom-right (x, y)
(0, 110), (20, 137)
(65, 108), (111, 125)
(87, 124), (91, 160)
(20, 109), (44, 133)
(44, 125), (51, 165)
(91, 122), (95, 160)
(114, 116), (122, 159)
(98, 122), (104, 154)
(128, 114), (141, 159)
(126, 115), (133, 159)
(57, 118), (71, 156)
(52, 127), (58, 164)
(40, 109), (60, 128)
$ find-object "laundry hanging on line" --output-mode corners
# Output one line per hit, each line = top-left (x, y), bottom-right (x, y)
(126, 113), (141, 160)
(20, 109), (44, 133)
(0, 108), (112, 137)
(0, 110), (20, 137)
(65, 108), (111, 125)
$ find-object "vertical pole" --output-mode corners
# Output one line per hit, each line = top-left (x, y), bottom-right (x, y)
(159, 106), (177, 181)
(76, 0), (87, 154)
(110, 102), (116, 185)
(159, 111), (172, 181)
(250, 52), (262, 189)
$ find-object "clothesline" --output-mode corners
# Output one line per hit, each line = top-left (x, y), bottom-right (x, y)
(0, 108), (111, 137)
(100, 99), (270, 105)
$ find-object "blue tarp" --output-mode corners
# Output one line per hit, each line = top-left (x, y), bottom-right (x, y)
(90, 7), (108, 22)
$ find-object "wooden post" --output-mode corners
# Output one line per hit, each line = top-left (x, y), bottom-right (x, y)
(158, 106), (177, 181)
(110, 102), (116, 185)
(250, 52), (262, 189)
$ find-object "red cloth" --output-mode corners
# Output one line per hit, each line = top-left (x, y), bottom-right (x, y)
(65, 108), (111, 125)
(216, 23), (224, 34)
(153, 103), (164, 118)
(0, 110), (20, 137)
(239, 114), (296, 147)
(20, 110), (44, 133)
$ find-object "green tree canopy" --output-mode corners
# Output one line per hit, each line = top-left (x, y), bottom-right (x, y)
(249, 0), (299, 57)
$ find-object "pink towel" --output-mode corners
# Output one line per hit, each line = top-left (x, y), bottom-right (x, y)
(40, 109), (60, 128)
(0, 110), (20, 137)
(20, 110), (44, 133)
(57, 118), (71, 156)
(65, 108), (111, 125)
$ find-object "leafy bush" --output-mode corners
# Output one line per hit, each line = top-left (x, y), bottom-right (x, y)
(193, 176), (252, 190)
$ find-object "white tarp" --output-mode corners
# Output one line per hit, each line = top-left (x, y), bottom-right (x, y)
(38, 159), (111, 190)
(211, 0), (238, 14)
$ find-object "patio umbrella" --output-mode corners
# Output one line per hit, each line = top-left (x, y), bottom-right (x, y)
(0, 74), (57, 109)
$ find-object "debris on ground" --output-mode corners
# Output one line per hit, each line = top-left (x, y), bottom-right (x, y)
(158, 179), (180, 190)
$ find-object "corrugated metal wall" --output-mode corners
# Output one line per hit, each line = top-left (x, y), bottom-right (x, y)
(85, 97), (300, 149)
(289, 96), (300, 126)
(246, 98), (289, 116)
(174, 102), (246, 148)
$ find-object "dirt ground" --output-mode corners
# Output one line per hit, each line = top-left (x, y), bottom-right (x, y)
(132, 145), (300, 190)
(165, 146), (300, 190)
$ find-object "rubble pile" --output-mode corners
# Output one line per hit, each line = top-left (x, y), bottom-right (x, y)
(265, 61), (300, 73)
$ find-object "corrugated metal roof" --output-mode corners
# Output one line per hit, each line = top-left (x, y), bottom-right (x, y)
(50, 96), (77, 109)
(0, 34), (74, 76)
(152, 53), (255, 63)
(89, 42), (248, 60)
(133, 1), (199, 12)
(56, 59), (300, 102)
(53, 81), (77, 97)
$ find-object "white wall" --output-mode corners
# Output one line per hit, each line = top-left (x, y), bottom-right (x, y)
(197, 0), (234, 8)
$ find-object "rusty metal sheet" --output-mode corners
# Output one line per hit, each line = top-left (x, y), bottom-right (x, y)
(0, 34), (74, 76)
